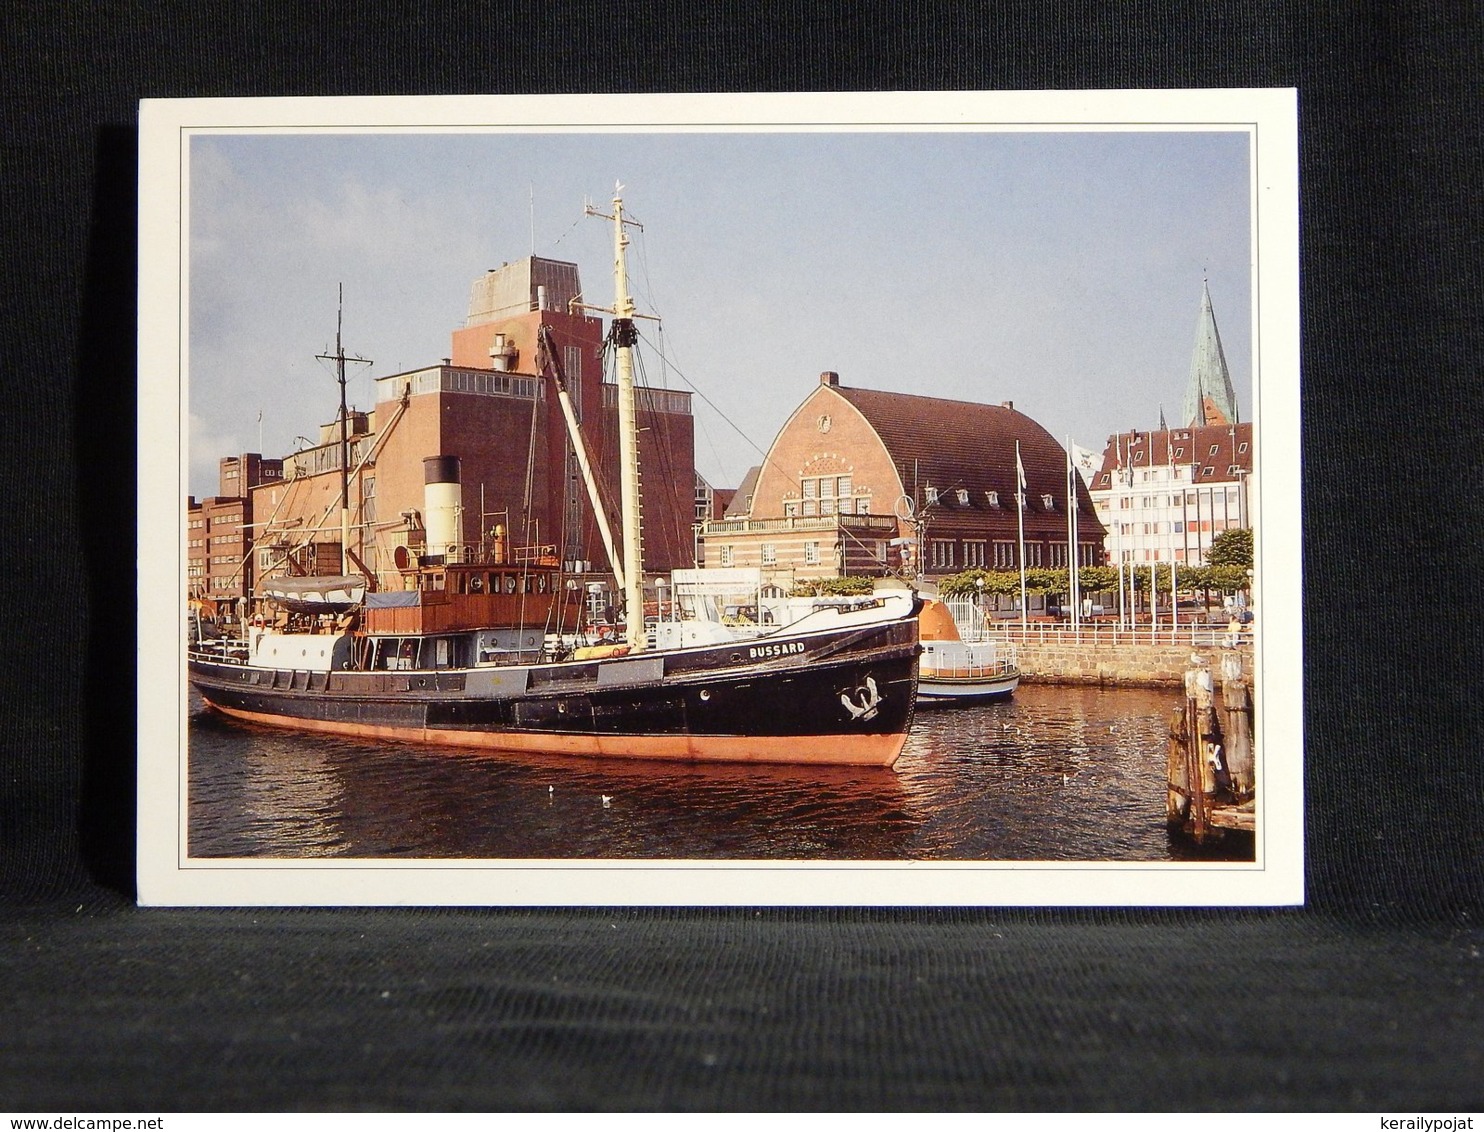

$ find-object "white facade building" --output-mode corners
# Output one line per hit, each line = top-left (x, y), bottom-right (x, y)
(1090, 424), (1252, 565)
(1088, 280), (1252, 567)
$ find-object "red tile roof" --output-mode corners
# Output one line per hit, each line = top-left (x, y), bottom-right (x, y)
(1093, 421), (1253, 489)
(832, 386), (1103, 538)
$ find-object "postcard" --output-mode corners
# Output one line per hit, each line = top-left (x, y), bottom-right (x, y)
(138, 90), (1301, 905)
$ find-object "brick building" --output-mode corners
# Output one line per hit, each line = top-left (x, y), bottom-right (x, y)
(233, 256), (696, 595)
(185, 453), (285, 610)
(699, 372), (1106, 586)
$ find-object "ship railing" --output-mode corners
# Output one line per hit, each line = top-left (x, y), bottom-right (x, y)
(188, 640), (251, 666)
(923, 655), (1019, 679)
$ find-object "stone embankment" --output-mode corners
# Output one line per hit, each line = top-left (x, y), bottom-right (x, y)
(1009, 637), (1254, 689)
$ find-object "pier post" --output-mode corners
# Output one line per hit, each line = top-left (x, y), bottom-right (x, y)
(1167, 704), (1190, 823)
(1181, 653), (1219, 842)
(1221, 649), (1255, 797)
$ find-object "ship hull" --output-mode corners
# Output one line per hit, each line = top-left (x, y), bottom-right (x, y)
(190, 617), (919, 767)
(916, 670), (1020, 703)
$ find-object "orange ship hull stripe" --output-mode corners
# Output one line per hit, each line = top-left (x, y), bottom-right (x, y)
(204, 702), (907, 767)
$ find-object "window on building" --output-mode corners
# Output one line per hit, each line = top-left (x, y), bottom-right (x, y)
(761, 544), (776, 566)
(956, 488), (969, 506)
(1209, 444), (1220, 456)
(856, 497), (871, 515)
(837, 475), (852, 497)
(820, 498), (835, 516)
(1041, 494), (1055, 510)
(805, 541), (819, 565)
(784, 502), (798, 517)
(986, 490), (999, 507)
(929, 540), (955, 570)
(719, 545), (733, 567)
(964, 541), (986, 568)
(1238, 442), (1249, 454)
(802, 478), (817, 499)
(993, 540), (1016, 569)
(802, 499), (817, 517)
(925, 486), (939, 506)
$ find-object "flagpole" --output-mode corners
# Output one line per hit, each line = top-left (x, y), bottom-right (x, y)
(1016, 440), (1028, 634)
(1066, 436), (1077, 631)
(1150, 561), (1157, 643)
(1171, 556), (1178, 638)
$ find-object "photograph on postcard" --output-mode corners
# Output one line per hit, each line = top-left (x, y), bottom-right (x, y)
(138, 92), (1302, 904)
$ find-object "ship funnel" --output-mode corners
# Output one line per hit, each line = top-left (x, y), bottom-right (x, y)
(423, 455), (463, 562)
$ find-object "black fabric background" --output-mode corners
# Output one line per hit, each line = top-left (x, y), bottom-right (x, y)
(2, 1), (1480, 1112)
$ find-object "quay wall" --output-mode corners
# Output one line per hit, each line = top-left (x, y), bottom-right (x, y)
(1009, 639), (1254, 688)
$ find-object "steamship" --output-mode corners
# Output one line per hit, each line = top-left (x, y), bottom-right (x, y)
(187, 194), (921, 767)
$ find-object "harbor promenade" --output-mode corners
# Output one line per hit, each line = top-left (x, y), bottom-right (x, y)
(985, 622), (1255, 688)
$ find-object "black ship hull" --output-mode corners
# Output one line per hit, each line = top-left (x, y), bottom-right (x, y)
(189, 616), (920, 766)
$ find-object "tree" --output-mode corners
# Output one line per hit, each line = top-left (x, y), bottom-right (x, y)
(789, 576), (874, 597)
(1207, 527), (1252, 570)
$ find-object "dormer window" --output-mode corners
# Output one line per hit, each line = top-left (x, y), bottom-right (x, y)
(986, 490), (1000, 507)
(1041, 493), (1055, 509)
(925, 486), (940, 505)
(1173, 446), (1185, 458)
(956, 488), (969, 506)
(1209, 444), (1220, 456)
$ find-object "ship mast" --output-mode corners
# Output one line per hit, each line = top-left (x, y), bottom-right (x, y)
(315, 285), (372, 577)
(579, 189), (652, 652)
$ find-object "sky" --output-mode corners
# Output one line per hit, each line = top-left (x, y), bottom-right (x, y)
(187, 127), (1252, 499)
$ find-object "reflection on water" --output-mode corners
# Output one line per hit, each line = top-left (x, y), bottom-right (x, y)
(188, 685), (1250, 862)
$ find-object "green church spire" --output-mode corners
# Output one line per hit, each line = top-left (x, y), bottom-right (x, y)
(1181, 280), (1239, 427)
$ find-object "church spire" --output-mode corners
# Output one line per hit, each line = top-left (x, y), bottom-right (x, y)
(1181, 279), (1239, 427)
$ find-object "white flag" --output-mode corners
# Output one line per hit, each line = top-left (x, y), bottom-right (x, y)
(1015, 444), (1027, 508)
(1070, 442), (1100, 486)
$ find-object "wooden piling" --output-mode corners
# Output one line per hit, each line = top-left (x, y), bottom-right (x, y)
(1166, 649), (1257, 845)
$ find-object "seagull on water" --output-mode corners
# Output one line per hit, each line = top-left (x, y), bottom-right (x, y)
(601, 795), (613, 807)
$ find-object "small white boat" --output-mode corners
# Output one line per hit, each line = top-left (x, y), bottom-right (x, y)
(916, 599), (1019, 703)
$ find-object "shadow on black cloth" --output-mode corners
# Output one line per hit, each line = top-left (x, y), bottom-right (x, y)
(3, 2), (1483, 1113)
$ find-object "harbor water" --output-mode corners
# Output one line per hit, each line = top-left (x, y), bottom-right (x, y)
(187, 684), (1251, 862)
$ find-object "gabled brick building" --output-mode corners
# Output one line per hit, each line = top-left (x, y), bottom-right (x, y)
(699, 372), (1106, 585)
